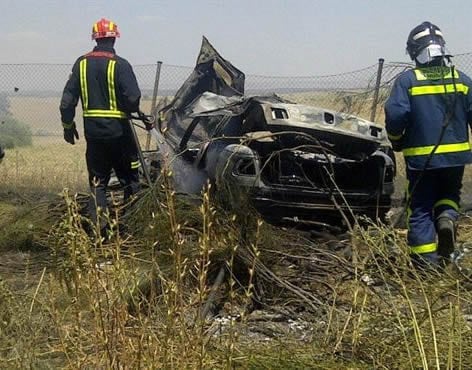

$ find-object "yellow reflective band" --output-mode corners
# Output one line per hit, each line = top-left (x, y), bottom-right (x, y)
(107, 60), (117, 111)
(80, 58), (127, 119)
(403, 141), (471, 157)
(79, 59), (88, 110)
(409, 83), (469, 96)
(414, 67), (459, 81)
(410, 243), (437, 254)
(388, 132), (403, 141)
(62, 122), (74, 129)
(83, 109), (127, 118)
(109, 21), (114, 31)
(93, 23), (98, 32)
(131, 161), (141, 169)
(434, 199), (459, 212)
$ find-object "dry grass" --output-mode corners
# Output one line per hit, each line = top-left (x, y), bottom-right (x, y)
(0, 165), (472, 368)
(0, 140), (88, 194)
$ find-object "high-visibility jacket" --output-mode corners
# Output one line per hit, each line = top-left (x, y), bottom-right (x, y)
(385, 65), (472, 170)
(60, 45), (141, 140)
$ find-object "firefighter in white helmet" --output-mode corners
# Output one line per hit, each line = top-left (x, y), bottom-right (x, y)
(385, 21), (472, 269)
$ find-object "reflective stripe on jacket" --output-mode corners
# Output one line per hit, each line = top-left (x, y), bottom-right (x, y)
(385, 65), (472, 169)
(79, 57), (127, 119)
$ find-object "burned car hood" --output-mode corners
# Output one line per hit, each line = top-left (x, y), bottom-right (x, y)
(159, 37), (389, 160)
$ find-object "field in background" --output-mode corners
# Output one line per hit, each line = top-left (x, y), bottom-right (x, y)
(0, 140), (88, 193)
(8, 96), (154, 138)
(1, 97), (155, 194)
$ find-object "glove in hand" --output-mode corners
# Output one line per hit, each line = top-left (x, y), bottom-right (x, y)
(391, 139), (403, 152)
(64, 123), (79, 145)
(144, 119), (155, 131)
(139, 111), (155, 131)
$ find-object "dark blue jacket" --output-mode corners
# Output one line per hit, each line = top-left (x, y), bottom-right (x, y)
(60, 45), (141, 141)
(385, 65), (472, 169)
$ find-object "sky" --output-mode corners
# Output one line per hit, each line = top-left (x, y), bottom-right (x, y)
(1, 0), (472, 76)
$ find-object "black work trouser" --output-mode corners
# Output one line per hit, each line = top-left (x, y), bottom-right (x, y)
(86, 135), (140, 226)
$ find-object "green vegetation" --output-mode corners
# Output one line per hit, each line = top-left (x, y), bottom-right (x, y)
(1, 91), (33, 148)
(0, 116), (33, 149)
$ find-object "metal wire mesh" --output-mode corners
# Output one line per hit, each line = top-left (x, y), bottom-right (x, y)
(0, 53), (471, 191)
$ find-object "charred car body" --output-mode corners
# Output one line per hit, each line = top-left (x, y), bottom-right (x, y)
(157, 37), (396, 227)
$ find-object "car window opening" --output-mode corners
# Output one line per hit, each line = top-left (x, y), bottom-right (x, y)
(369, 126), (382, 138)
(271, 108), (288, 120)
(324, 112), (335, 124)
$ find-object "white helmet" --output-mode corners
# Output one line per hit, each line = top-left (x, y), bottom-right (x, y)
(406, 21), (449, 64)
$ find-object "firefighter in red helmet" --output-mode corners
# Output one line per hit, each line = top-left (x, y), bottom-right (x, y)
(60, 18), (143, 234)
(91, 18), (121, 40)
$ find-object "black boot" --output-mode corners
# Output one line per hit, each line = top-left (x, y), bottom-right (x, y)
(436, 216), (456, 258)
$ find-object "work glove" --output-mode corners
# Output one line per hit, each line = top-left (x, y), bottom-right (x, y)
(63, 122), (79, 145)
(388, 135), (404, 152)
(390, 139), (403, 153)
(139, 111), (155, 131)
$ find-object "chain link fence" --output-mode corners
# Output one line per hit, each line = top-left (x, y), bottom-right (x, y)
(1, 53), (472, 192)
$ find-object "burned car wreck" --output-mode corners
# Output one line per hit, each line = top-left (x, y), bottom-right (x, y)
(157, 37), (396, 227)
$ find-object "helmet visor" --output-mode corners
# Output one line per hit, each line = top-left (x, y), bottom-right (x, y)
(415, 44), (446, 64)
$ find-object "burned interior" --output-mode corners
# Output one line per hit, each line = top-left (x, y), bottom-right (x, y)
(157, 37), (396, 227)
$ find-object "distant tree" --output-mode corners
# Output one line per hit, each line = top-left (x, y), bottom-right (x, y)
(0, 117), (32, 148)
(0, 92), (32, 149)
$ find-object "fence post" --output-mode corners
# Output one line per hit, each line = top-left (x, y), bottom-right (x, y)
(370, 58), (384, 122)
(146, 61), (163, 151)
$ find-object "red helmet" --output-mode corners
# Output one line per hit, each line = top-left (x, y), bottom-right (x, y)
(91, 18), (120, 40)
